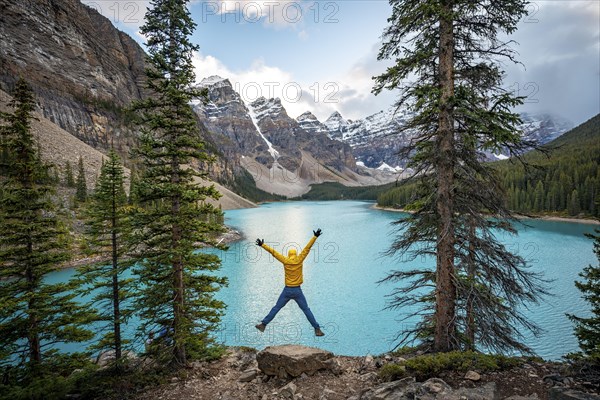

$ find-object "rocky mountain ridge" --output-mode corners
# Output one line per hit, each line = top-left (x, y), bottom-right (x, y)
(0, 0), (574, 201)
(304, 107), (573, 169)
(0, 0), (147, 154)
(193, 76), (398, 198)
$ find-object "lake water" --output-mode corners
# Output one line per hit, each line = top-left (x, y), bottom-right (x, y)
(48, 201), (597, 360)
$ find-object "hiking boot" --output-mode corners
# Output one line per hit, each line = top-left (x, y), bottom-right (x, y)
(255, 323), (266, 332)
(315, 328), (325, 337)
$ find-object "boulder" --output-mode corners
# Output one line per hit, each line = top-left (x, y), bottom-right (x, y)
(95, 350), (138, 368)
(549, 388), (600, 400)
(279, 382), (297, 399)
(453, 382), (496, 400)
(360, 377), (417, 400)
(465, 370), (482, 381)
(257, 345), (334, 378)
(421, 378), (452, 394)
(239, 369), (258, 383)
(361, 378), (497, 400)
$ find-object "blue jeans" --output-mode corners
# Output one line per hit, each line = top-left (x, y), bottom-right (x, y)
(262, 286), (320, 329)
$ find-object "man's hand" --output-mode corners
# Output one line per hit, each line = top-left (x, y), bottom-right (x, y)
(313, 228), (322, 237)
(256, 238), (264, 246)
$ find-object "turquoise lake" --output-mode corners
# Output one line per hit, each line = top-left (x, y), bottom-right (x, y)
(49, 201), (597, 360)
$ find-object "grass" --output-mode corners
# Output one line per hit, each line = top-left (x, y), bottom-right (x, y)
(379, 351), (524, 381)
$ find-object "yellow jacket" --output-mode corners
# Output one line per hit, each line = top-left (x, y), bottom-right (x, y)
(261, 236), (317, 287)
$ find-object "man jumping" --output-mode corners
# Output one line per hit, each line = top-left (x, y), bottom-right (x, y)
(255, 229), (325, 337)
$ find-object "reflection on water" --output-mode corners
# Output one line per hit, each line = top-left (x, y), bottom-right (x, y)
(46, 201), (597, 360)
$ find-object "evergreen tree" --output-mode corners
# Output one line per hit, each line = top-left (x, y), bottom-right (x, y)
(65, 161), (75, 187)
(131, 0), (227, 365)
(75, 155), (87, 202)
(570, 189), (581, 216)
(0, 78), (93, 374)
(569, 229), (600, 362)
(75, 150), (133, 367)
(374, 0), (547, 353)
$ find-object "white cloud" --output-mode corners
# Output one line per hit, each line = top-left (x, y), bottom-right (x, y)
(192, 39), (397, 122)
(193, 51), (344, 119)
(298, 30), (309, 40)
(201, 0), (308, 29)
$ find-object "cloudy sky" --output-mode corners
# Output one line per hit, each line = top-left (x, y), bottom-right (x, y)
(84, 0), (599, 126)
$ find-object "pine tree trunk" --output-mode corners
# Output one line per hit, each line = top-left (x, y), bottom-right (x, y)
(434, 0), (457, 353)
(172, 159), (186, 365)
(26, 240), (42, 365)
(466, 220), (476, 351)
(111, 186), (122, 362)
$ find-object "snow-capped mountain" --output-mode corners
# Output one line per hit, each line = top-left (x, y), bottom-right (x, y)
(323, 111), (352, 141)
(193, 75), (572, 196)
(297, 111), (330, 136)
(191, 76), (392, 197)
(518, 112), (573, 144)
(296, 107), (573, 169)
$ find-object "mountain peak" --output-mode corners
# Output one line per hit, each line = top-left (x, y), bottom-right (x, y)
(199, 75), (231, 88)
(297, 111), (329, 135)
(327, 111), (344, 120)
(297, 111), (319, 122)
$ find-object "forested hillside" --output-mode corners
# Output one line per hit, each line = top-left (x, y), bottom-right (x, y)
(378, 114), (600, 218)
(498, 114), (599, 216)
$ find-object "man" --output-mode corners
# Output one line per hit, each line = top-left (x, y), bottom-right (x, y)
(255, 229), (325, 337)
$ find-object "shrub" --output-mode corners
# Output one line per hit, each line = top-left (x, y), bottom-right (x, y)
(379, 351), (523, 381)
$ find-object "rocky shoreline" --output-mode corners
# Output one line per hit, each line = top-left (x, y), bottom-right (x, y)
(59, 226), (244, 270)
(135, 346), (600, 400)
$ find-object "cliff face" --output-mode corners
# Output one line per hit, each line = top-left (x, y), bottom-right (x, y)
(0, 0), (397, 199)
(0, 0), (146, 151)
(194, 77), (358, 179)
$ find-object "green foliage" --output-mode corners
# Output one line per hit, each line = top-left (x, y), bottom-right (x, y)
(495, 114), (600, 217)
(0, 353), (92, 400)
(568, 229), (600, 362)
(0, 78), (94, 372)
(226, 168), (285, 202)
(377, 180), (418, 209)
(378, 115), (600, 218)
(389, 346), (420, 357)
(380, 351), (522, 381)
(379, 363), (407, 381)
(296, 181), (397, 201)
(68, 363), (169, 400)
(235, 346), (258, 353)
(130, 0), (227, 365)
(75, 150), (135, 366)
(75, 156), (87, 202)
(64, 161), (75, 187)
(0, 374), (73, 400)
(374, 0), (546, 354)
(1, 360), (184, 400)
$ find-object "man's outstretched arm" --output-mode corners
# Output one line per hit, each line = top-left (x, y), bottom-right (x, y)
(298, 229), (322, 262)
(256, 238), (287, 263)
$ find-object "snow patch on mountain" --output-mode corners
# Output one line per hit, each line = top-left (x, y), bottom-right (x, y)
(297, 111), (329, 135)
(249, 96), (285, 121)
(199, 75), (230, 88)
(314, 107), (572, 166)
(377, 162), (403, 172)
(247, 102), (280, 162)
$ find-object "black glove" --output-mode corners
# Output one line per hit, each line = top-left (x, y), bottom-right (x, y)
(256, 238), (264, 246)
(313, 228), (322, 237)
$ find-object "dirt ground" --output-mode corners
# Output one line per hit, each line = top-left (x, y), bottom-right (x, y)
(136, 348), (599, 400)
